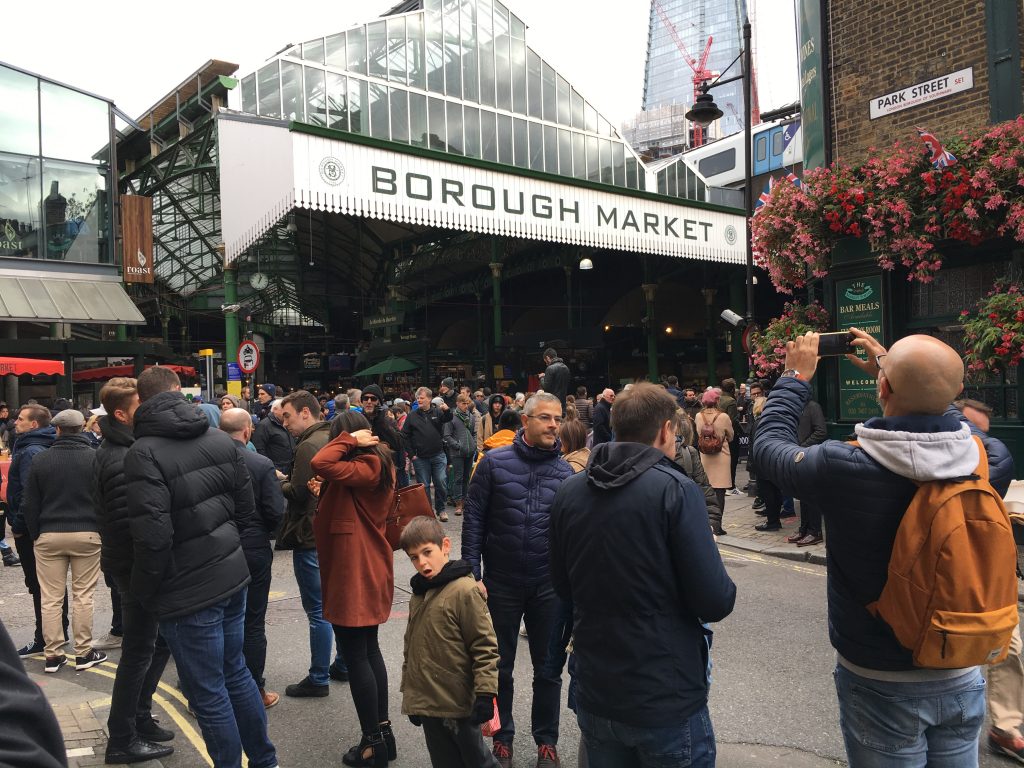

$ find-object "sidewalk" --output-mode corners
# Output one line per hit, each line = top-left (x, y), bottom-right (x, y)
(718, 467), (827, 566)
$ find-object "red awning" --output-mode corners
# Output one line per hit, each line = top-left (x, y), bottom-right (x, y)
(72, 364), (197, 383)
(0, 357), (65, 376)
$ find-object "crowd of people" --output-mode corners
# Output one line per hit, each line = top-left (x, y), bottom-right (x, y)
(1, 332), (1023, 768)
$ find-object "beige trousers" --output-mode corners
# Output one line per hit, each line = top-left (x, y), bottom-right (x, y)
(987, 612), (1024, 738)
(34, 531), (101, 658)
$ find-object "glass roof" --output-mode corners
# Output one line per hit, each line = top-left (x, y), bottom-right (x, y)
(236, 0), (647, 191)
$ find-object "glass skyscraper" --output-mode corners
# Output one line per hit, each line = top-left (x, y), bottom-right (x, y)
(642, 0), (746, 139)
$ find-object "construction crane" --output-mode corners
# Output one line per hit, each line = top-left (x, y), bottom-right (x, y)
(651, 0), (714, 147)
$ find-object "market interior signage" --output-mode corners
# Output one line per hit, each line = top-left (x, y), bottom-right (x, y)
(869, 68), (974, 120)
(836, 275), (884, 421)
(290, 135), (746, 264)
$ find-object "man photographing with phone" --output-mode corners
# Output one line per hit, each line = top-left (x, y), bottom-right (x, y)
(753, 327), (1015, 766)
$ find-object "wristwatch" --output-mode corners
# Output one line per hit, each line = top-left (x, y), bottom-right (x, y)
(779, 369), (805, 381)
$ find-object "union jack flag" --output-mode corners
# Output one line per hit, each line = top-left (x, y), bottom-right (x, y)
(753, 173), (802, 216)
(916, 127), (957, 168)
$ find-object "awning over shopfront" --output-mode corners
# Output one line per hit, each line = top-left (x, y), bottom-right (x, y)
(0, 357), (65, 376)
(0, 274), (145, 324)
(72, 364), (197, 383)
(220, 115), (748, 266)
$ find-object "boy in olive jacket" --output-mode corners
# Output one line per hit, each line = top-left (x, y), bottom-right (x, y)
(400, 517), (500, 768)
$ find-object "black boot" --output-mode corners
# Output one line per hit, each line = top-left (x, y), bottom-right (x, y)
(341, 731), (388, 767)
(2, 550), (20, 567)
(135, 716), (174, 742)
(380, 721), (397, 761)
(104, 737), (174, 764)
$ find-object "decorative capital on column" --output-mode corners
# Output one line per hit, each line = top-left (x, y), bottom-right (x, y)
(641, 283), (658, 303)
(489, 262), (503, 279)
(701, 288), (717, 306)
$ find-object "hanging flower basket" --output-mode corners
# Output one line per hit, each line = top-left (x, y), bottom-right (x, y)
(752, 117), (1024, 293)
(961, 280), (1024, 376)
(749, 300), (831, 378)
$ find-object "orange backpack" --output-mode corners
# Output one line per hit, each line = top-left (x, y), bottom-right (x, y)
(863, 436), (1018, 668)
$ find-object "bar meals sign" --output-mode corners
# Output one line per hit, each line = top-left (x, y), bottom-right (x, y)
(291, 133), (746, 264)
(869, 67), (973, 119)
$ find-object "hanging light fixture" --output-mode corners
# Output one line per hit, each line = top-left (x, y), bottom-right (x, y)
(286, 212), (298, 233)
(578, 257), (594, 270)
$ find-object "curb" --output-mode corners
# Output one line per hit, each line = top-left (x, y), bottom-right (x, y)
(719, 534), (827, 567)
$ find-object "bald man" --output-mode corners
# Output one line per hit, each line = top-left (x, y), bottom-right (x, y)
(221, 408), (285, 709)
(592, 388), (616, 446)
(752, 328), (1014, 767)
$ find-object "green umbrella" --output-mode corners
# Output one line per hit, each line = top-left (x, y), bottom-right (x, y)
(353, 355), (420, 378)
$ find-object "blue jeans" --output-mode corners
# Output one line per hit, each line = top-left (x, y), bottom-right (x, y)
(833, 664), (986, 767)
(159, 590), (276, 768)
(412, 453), (448, 514)
(577, 706), (716, 768)
(292, 548), (334, 685)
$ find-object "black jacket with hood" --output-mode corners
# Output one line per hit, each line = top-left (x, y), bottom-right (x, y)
(93, 415), (137, 590)
(401, 404), (452, 458)
(543, 357), (570, 406)
(550, 442), (736, 726)
(125, 391), (256, 618)
(252, 413), (295, 474)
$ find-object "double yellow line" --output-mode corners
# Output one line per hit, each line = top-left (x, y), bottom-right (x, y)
(720, 546), (826, 577)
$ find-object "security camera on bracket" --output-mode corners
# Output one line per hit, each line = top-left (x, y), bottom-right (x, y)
(720, 309), (746, 328)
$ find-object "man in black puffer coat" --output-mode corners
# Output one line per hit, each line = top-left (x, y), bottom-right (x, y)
(93, 377), (174, 764)
(753, 330), (1013, 766)
(125, 367), (277, 768)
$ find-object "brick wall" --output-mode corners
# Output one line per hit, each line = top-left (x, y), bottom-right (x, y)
(827, 0), (1023, 163)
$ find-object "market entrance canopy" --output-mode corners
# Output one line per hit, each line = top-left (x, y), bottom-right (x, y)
(0, 357), (65, 376)
(71, 364), (198, 383)
(220, 116), (747, 265)
(354, 356), (420, 378)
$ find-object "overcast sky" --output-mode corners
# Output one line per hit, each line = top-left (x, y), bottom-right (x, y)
(3, 0), (798, 131)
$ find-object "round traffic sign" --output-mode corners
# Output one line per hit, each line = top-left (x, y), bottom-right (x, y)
(237, 341), (260, 374)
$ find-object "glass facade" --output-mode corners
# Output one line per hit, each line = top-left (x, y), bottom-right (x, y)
(0, 64), (112, 263)
(642, 0), (745, 138)
(236, 0), (645, 190)
(653, 157), (708, 203)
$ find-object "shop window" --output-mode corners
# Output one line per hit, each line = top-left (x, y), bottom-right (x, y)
(497, 114), (513, 165)
(303, 37), (325, 65)
(347, 27), (367, 76)
(428, 97), (447, 150)
(387, 18), (407, 85)
(240, 75), (257, 115)
(407, 15), (426, 90)
(464, 106), (481, 158)
(391, 89), (410, 144)
(257, 63), (281, 118)
(410, 92), (428, 147)
(0, 152), (40, 258)
(528, 120), (543, 171)
(447, 102), (464, 155)
(324, 72), (345, 130)
(325, 33), (346, 68)
(281, 62), (304, 121)
(41, 159), (107, 263)
(0, 66), (39, 157)
(40, 82), (108, 164)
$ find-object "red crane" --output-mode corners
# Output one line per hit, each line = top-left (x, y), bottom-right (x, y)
(652, 0), (714, 147)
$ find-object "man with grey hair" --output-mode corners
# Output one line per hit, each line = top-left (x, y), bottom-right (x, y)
(592, 388), (616, 446)
(220, 408), (284, 709)
(401, 386), (452, 520)
(462, 392), (573, 768)
(333, 393), (350, 414)
(346, 389), (362, 413)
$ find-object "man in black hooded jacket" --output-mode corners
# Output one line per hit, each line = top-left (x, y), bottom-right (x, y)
(360, 384), (407, 487)
(125, 366), (277, 768)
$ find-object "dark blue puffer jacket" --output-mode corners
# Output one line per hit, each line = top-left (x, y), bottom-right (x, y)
(7, 425), (56, 534)
(753, 377), (1014, 671)
(461, 429), (573, 586)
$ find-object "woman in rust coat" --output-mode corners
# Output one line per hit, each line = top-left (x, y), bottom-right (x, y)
(311, 411), (396, 768)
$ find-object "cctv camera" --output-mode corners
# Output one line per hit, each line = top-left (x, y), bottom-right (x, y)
(221, 303), (242, 313)
(720, 309), (747, 328)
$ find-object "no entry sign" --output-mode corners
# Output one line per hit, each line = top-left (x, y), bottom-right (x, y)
(237, 341), (260, 374)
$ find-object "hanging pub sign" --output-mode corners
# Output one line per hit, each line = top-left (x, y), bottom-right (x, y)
(121, 195), (155, 284)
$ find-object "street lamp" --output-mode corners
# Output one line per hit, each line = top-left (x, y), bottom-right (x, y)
(686, 17), (754, 328)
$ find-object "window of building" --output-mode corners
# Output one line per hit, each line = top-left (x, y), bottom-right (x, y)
(348, 27), (368, 75)
(512, 117), (528, 168)
(461, 1), (478, 102)
(698, 148), (735, 178)
(543, 124), (557, 173)
(464, 106), (481, 158)
(528, 120), (543, 171)
(511, 38), (527, 114)
(407, 15), (427, 90)
(323, 72), (345, 130)
(369, 84), (390, 140)
(40, 81), (109, 163)
(0, 67), (39, 157)
(0, 152), (41, 258)
(387, 18), (408, 84)
(325, 33), (346, 68)
(556, 74), (570, 126)
(410, 92), (428, 147)
(257, 63), (282, 118)
(349, 78), (367, 135)
(572, 131), (585, 180)
(281, 62), (304, 121)
(542, 62), (556, 123)
(478, 0), (495, 107)
(241, 74), (257, 115)
(391, 88), (410, 144)
(481, 109), (498, 161)
(304, 37), (325, 65)
(494, 12), (512, 110)
(447, 101), (464, 154)
(526, 49), (542, 119)
(497, 113), (513, 165)
(41, 159), (107, 263)
(443, 4), (462, 98)
(428, 96), (446, 150)
(586, 134), (599, 182)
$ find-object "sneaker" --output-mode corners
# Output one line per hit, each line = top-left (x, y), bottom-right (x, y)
(438, 511), (449, 522)
(329, 661), (350, 682)
(537, 744), (561, 767)
(285, 676), (329, 697)
(2, 551), (21, 567)
(45, 655), (67, 673)
(17, 640), (44, 657)
(93, 633), (123, 650)
(725, 488), (742, 496)
(76, 650), (107, 670)
(797, 533), (824, 547)
(990, 729), (1024, 763)
(260, 688), (281, 709)
(754, 522), (782, 532)
(752, 497), (765, 510)
(493, 742), (513, 768)
(135, 716), (175, 742)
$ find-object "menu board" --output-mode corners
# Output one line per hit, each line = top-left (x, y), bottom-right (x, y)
(836, 276), (884, 421)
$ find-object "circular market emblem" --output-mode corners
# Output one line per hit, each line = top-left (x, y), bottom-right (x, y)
(724, 225), (738, 246)
(319, 157), (345, 186)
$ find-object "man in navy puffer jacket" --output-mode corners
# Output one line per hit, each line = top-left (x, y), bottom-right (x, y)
(753, 329), (1013, 767)
(461, 392), (573, 768)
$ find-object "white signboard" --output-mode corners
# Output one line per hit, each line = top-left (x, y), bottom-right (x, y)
(869, 67), (973, 119)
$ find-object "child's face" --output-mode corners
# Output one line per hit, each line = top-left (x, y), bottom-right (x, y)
(406, 538), (451, 580)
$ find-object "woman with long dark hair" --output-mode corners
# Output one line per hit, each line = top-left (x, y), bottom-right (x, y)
(310, 411), (397, 767)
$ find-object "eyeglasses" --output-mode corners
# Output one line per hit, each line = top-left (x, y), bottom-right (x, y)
(876, 353), (893, 393)
(527, 414), (563, 425)
(361, 395), (379, 403)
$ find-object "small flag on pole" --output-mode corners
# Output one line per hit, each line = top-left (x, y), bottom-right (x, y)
(785, 171), (802, 188)
(753, 177), (775, 216)
(916, 127), (957, 168)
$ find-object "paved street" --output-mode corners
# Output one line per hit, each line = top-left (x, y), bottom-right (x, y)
(0, 490), (1016, 767)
